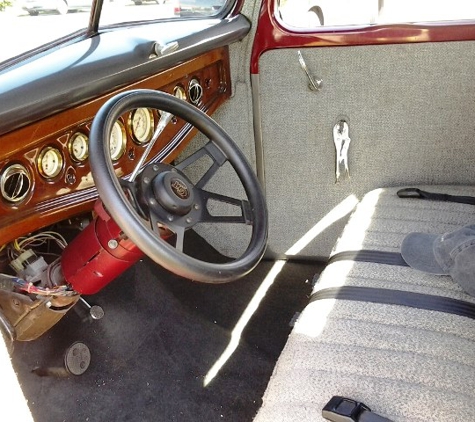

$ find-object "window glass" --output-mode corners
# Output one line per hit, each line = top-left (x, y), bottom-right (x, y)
(99, 0), (226, 27)
(0, 0), (227, 65)
(278, 0), (475, 28)
(0, 0), (90, 63)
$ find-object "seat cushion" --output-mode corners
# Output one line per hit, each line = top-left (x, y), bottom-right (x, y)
(254, 186), (475, 422)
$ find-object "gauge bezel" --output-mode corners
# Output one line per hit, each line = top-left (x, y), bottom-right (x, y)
(110, 120), (127, 161)
(188, 78), (203, 105)
(0, 163), (31, 204)
(173, 85), (187, 101)
(38, 146), (64, 179)
(69, 132), (89, 163)
(128, 108), (155, 145)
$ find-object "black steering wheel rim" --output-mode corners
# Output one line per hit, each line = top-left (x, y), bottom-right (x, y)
(89, 89), (268, 283)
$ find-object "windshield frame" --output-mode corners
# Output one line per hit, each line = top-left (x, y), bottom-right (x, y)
(0, 0), (237, 71)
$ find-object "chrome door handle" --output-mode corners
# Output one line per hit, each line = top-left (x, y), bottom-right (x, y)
(297, 50), (323, 92)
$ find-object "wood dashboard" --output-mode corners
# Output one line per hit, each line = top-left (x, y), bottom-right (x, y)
(0, 47), (231, 245)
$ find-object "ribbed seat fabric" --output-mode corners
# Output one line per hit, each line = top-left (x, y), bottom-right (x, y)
(254, 186), (475, 422)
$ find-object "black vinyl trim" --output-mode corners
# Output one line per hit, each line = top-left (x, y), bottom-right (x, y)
(0, 15), (250, 136)
(328, 250), (409, 267)
(310, 286), (475, 320)
(397, 188), (475, 205)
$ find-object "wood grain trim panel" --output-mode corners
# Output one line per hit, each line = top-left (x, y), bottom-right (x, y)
(0, 47), (231, 245)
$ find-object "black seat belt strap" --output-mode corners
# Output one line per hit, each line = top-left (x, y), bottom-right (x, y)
(323, 396), (393, 422)
(328, 250), (408, 267)
(397, 188), (475, 205)
(310, 286), (475, 320)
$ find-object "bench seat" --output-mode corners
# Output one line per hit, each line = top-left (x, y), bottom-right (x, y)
(255, 186), (475, 422)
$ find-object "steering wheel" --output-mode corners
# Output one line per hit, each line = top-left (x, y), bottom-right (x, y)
(89, 90), (268, 283)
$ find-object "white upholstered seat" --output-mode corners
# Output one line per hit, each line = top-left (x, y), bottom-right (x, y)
(255, 186), (475, 422)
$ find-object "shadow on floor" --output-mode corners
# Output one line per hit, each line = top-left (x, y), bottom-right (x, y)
(8, 232), (321, 422)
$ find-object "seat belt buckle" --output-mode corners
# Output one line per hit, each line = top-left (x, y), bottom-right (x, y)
(322, 396), (371, 422)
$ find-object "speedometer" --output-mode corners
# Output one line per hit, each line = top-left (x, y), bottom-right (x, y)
(110, 121), (126, 161)
(129, 108), (154, 144)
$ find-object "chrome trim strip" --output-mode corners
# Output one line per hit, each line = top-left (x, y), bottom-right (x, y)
(251, 73), (265, 192)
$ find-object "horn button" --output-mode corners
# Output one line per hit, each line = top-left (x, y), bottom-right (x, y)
(142, 164), (195, 216)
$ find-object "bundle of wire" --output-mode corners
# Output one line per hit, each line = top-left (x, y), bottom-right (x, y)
(6, 231), (68, 261)
(1, 274), (77, 297)
(0, 231), (77, 297)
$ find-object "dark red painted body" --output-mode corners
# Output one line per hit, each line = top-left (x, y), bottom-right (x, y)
(250, 0), (475, 73)
(61, 201), (144, 295)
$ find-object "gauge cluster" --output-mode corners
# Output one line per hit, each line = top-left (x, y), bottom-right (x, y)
(35, 108), (155, 183)
(0, 46), (231, 247)
(33, 85), (196, 183)
(31, 81), (198, 184)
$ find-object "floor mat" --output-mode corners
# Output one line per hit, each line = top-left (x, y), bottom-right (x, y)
(6, 231), (319, 422)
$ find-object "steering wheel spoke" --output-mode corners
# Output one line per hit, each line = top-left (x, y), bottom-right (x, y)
(198, 189), (253, 225)
(176, 142), (227, 189)
(119, 178), (148, 219)
(147, 210), (185, 252)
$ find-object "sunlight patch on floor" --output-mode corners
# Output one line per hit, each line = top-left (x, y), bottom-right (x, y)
(0, 337), (34, 421)
(204, 195), (359, 387)
(203, 260), (286, 387)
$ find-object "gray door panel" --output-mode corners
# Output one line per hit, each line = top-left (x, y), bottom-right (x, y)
(258, 41), (475, 257)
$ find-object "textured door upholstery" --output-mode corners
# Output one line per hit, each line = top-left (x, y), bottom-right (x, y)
(259, 43), (475, 258)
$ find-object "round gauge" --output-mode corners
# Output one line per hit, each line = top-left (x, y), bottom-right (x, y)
(69, 132), (89, 162)
(109, 121), (126, 161)
(173, 85), (187, 101)
(129, 108), (154, 144)
(38, 147), (63, 179)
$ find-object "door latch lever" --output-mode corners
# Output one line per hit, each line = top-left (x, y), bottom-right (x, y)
(333, 119), (351, 182)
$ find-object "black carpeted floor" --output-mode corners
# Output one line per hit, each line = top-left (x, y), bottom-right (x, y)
(7, 231), (321, 422)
